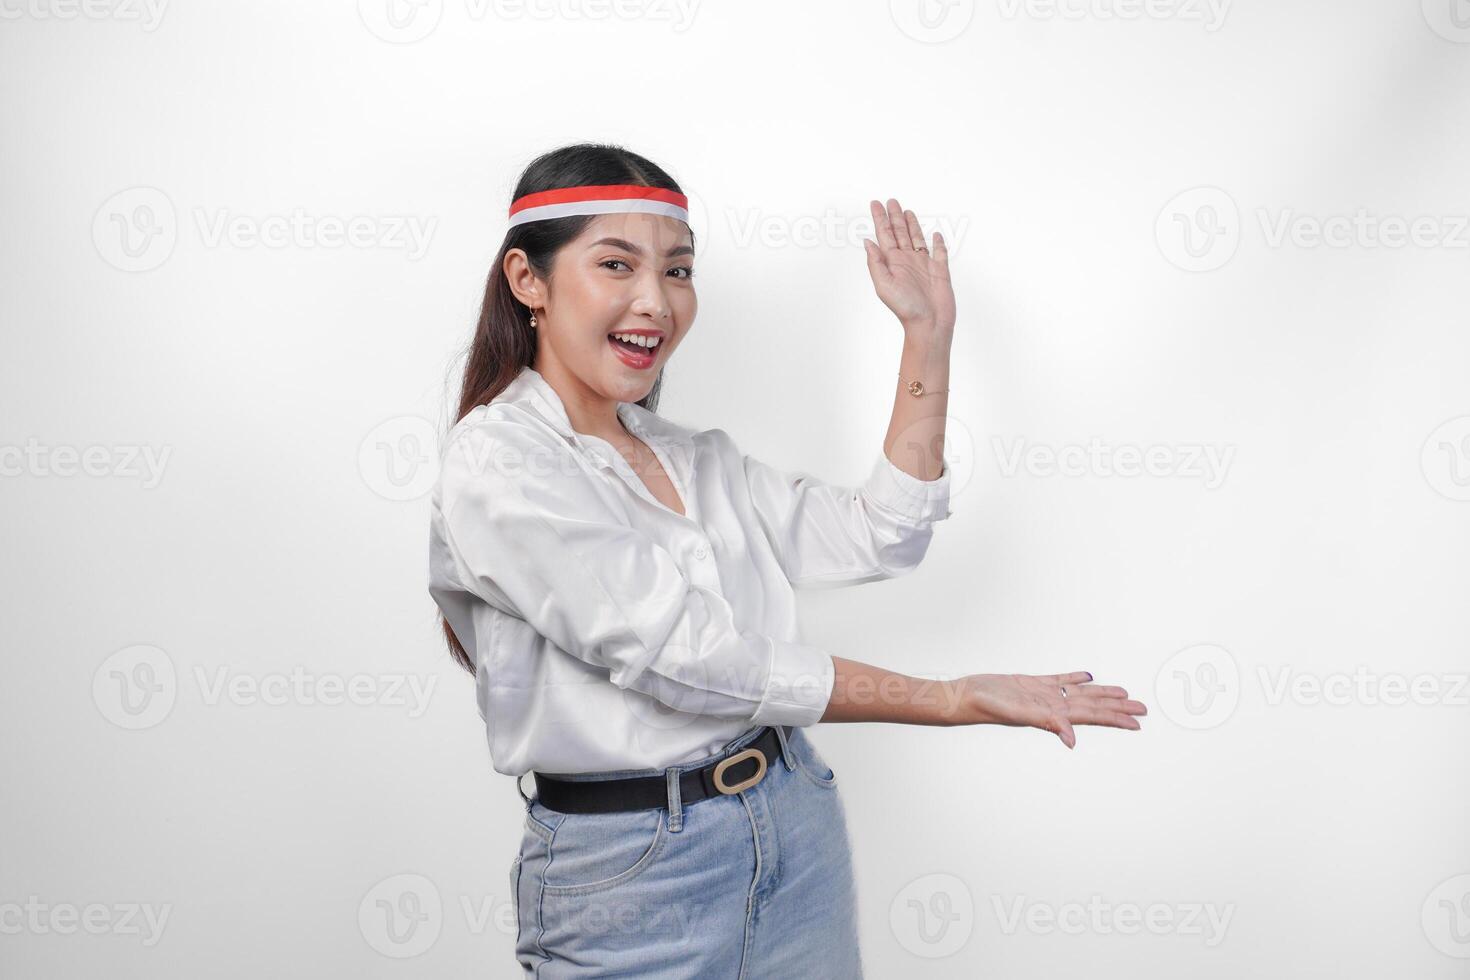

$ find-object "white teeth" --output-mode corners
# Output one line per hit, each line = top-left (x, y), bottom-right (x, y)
(611, 333), (661, 349)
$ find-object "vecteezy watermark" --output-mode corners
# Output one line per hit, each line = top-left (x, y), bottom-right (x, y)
(360, 874), (443, 958)
(995, 0), (1231, 32)
(92, 187), (177, 273)
(91, 645), (439, 730)
(889, 0), (976, 43)
(724, 206), (973, 252)
(1257, 666), (1470, 708)
(0, 439), (172, 488)
(92, 645), (179, 731)
(1422, 0), (1470, 43)
(0, 0), (168, 30)
(0, 897), (172, 946)
(359, 415), (441, 502)
(193, 666), (437, 718)
(1256, 209), (1470, 251)
(1423, 873), (1470, 958)
(356, 0), (702, 43)
(1157, 186), (1470, 272)
(992, 894), (1235, 946)
(193, 209), (435, 260)
(991, 437), (1236, 489)
(1422, 415), (1470, 502)
(1156, 187), (1240, 272)
(1154, 643), (1240, 730)
(1156, 645), (1470, 729)
(890, 873), (976, 958)
(92, 187), (437, 272)
(358, 871), (700, 957)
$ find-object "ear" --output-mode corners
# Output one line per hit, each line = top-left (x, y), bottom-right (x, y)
(503, 247), (544, 310)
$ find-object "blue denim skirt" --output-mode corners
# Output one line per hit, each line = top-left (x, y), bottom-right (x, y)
(509, 724), (864, 978)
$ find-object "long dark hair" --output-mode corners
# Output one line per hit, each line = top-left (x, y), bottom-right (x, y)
(439, 142), (692, 674)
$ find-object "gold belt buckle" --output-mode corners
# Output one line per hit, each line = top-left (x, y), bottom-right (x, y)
(712, 747), (767, 795)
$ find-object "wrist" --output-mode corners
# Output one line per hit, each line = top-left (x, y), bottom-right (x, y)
(901, 316), (954, 343)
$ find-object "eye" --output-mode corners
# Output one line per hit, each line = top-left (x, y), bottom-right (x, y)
(600, 259), (631, 271)
(669, 266), (695, 280)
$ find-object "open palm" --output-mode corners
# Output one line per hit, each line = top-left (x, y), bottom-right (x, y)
(862, 197), (956, 334)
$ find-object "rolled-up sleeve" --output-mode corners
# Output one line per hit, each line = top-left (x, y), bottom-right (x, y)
(740, 439), (953, 589)
(434, 417), (835, 728)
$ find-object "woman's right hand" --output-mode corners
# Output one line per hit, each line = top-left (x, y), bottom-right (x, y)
(951, 671), (1148, 749)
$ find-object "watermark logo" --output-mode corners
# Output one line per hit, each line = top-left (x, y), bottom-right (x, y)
(92, 188), (438, 271)
(1156, 186), (1240, 272)
(92, 645), (178, 731)
(1422, 415), (1470, 502)
(888, 413), (976, 505)
(890, 872), (975, 958)
(0, 439), (172, 488)
(359, 873), (443, 957)
(358, 0), (700, 42)
(1422, 0), (1470, 43)
(92, 187), (177, 273)
(0, 0), (168, 30)
(193, 666), (437, 718)
(992, 894), (1234, 945)
(890, 0), (976, 43)
(1257, 209), (1470, 251)
(1258, 666), (1470, 708)
(92, 646), (438, 729)
(725, 206), (972, 252)
(995, 0), (1231, 31)
(358, 0), (444, 42)
(992, 436), (1234, 489)
(359, 415), (441, 502)
(1423, 874), (1470, 957)
(0, 897), (172, 946)
(1159, 186), (1470, 271)
(1155, 643), (1239, 729)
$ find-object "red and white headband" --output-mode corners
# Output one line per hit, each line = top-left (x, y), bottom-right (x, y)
(507, 184), (690, 228)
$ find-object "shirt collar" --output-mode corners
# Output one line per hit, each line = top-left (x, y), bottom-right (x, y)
(495, 364), (696, 458)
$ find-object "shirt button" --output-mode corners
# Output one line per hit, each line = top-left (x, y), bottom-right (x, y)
(693, 545), (709, 560)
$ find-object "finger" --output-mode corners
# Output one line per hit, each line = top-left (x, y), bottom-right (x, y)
(870, 200), (899, 250)
(1067, 683), (1129, 699)
(1057, 716), (1076, 749)
(932, 230), (948, 262)
(1042, 671), (1095, 686)
(886, 199), (911, 249)
(862, 238), (890, 284)
(903, 208), (926, 249)
(1066, 704), (1143, 729)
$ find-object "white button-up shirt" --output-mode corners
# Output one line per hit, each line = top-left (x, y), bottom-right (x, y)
(427, 365), (953, 776)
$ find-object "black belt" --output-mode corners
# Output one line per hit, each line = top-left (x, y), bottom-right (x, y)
(532, 725), (789, 815)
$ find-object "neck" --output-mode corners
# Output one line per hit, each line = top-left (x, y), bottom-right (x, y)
(533, 359), (629, 443)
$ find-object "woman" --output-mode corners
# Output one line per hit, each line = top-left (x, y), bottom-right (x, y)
(427, 143), (1147, 977)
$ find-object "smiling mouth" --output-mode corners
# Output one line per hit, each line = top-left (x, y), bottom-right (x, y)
(607, 332), (663, 360)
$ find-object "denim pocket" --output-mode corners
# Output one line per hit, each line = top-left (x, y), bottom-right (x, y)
(535, 802), (668, 896)
(792, 729), (838, 788)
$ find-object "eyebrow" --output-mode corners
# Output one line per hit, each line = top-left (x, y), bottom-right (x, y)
(588, 237), (695, 259)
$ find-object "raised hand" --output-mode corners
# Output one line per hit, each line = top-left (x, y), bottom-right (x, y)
(861, 197), (956, 337)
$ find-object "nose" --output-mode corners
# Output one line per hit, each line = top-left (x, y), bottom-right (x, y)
(629, 271), (673, 323)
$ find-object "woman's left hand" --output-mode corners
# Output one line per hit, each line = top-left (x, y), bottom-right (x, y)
(862, 197), (956, 338)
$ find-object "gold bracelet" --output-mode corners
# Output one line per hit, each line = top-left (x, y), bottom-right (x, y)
(899, 372), (950, 397)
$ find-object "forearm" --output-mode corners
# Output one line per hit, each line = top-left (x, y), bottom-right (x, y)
(884, 329), (952, 482)
(818, 655), (967, 725)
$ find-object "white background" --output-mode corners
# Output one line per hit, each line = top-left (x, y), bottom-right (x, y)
(3, 0), (1468, 976)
